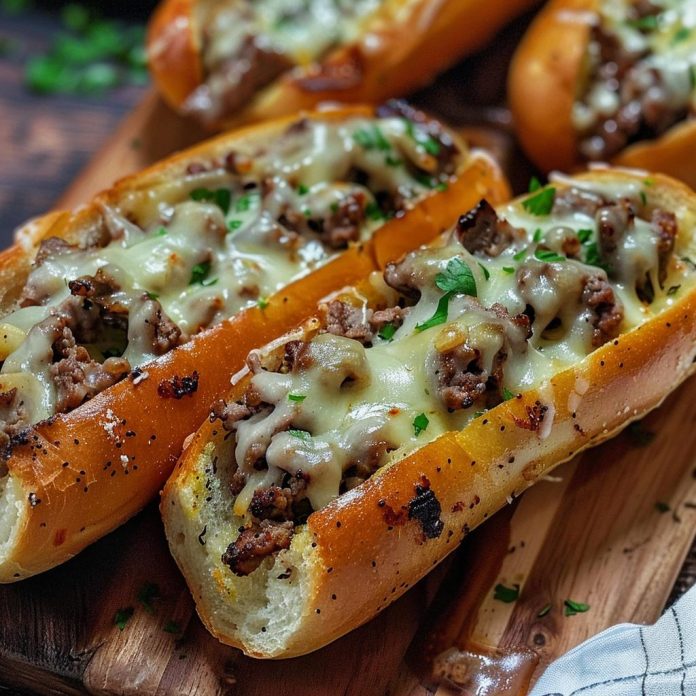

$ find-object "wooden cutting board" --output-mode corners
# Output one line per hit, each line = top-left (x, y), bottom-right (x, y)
(2, 13), (696, 695)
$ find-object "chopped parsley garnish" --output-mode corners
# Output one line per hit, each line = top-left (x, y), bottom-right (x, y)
(478, 263), (490, 281)
(533, 228), (543, 243)
(378, 322), (397, 341)
(502, 387), (516, 401)
(415, 293), (451, 333)
(235, 192), (257, 213)
(189, 262), (211, 285)
(639, 190), (647, 206)
(365, 201), (385, 221)
(435, 181), (449, 192)
(528, 176), (542, 193)
(414, 172), (439, 189)
(228, 219), (243, 232)
(522, 186), (556, 216)
(534, 248), (566, 263)
(297, 183), (309, 195)
(672, 26), (691, 44)
(655, 501), (671, 514)
(584, 242), (604, 268)
(163, 620), (182, 635)
(257, 296), (269, 310)
(537, 603), (552, 618)
(157, 227), (167, 236)
(289, 429), (311, 441)
(493, 583), (520, 603)
(413, 413), (429, 436)
(145, 291), (159, 301)
(577, 228), (593, 244)
(502, 266), (515, 274)
(303, 208), (312, 218)
(564, 599), (590, 616)
(667, 285), (681, 296)
(404, 119), (441, 156)
(114, 606), (134, 631)
(513, 249), (527, 262)
(288, 394), (306, 403)
(25, 8), (148, 95)
(190, 188), (231, 215)
(435, 258), (477, 297)
(385, 155), (403, 167)
(353, 125), (391, 151)
(628, 15), (660, 31)
(137, 582), (160, 614)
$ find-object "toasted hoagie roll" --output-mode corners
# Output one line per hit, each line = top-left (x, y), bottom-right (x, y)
(147, 0), (541, 129)
(0, 104), (510, 582)
(510, 0), (696, 188)
(163, 167), (696, 658)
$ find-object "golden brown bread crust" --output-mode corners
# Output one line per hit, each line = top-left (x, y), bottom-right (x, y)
(162, 168), (696, 657)
(509, 0), (696, 189)
(0, 105), (510, 581)
(147, 0), (541, 128)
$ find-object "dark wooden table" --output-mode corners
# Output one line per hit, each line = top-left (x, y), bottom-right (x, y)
(0, 3), (694, 694)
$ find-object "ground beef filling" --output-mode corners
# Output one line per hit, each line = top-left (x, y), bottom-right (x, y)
(576, 9), (693, 161)
(221, 520), (294, 577)
(455, 199), (524, 257)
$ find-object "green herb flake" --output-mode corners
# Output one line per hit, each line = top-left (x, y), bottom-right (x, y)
(577, 228), (593, 244)
(528, 176), (542, 193)
(435, 181), (449, 192)
(564, 599), (590, 616)
(493, 583), (520, 603)
(413, 413), (429, 437)
(157, 227), (168, 236)
(628, 15), (659, 31)
(672, 26), (691, 44)
(378, 322), (397, 341)
(163, 620), (182, 635)
(533, 228), (543, 243)
(537, 603), (552, 618)
(415, 293), (451, 333)
(626, 421), (655, 447)
(228, 219), (243, 232)
(235, 192), (257, 213)
(303, 208), (312, 218)
(639, 190), (647, 206)
(190, 187), (231, 214)
(502, 266), (515, 274)
(386, 155), (403, 167)
(534, 248), (566, 264)
(146, 291), (159, 301)
(114, 606), (134, 631)
(655, 501), (671, 514)
(289, 429), (311, 441)
(297, 183), (309, 196)
(435, 258), (477, 297)
(522, 186), (556, 217)
(288, 394), (306, 403)
(137, 582), (160, 614)
(365, 201), (385, 221)
(502, 387), (516, 401)
(473, 410), (485, 418)
(667, 285), (681, 296)
(353, 125), (391, 151)
(478, 263), (490, 281)
(513, 249), (527, 262)
(257, 297), (269, 310)
(189, 262), (211, 285)
(201, 277), (218, 287)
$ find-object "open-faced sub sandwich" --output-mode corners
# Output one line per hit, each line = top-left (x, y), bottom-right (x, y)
(147, 0), (541, 129)
(163, 166), (696, 657)
(0, 103), (509, 581)
(510, 0), (696, 188)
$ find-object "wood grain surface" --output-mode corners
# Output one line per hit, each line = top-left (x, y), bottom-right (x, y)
(0, 4), (695, 696)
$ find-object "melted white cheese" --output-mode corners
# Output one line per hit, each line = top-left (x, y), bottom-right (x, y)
(2, 115), (457, 423)
(232, 178), (696, 513)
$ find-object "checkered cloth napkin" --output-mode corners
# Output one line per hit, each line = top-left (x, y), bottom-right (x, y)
(530, 585), (696, 695)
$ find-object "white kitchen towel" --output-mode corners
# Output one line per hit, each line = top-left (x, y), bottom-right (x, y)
(530, 584), (696, 696)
